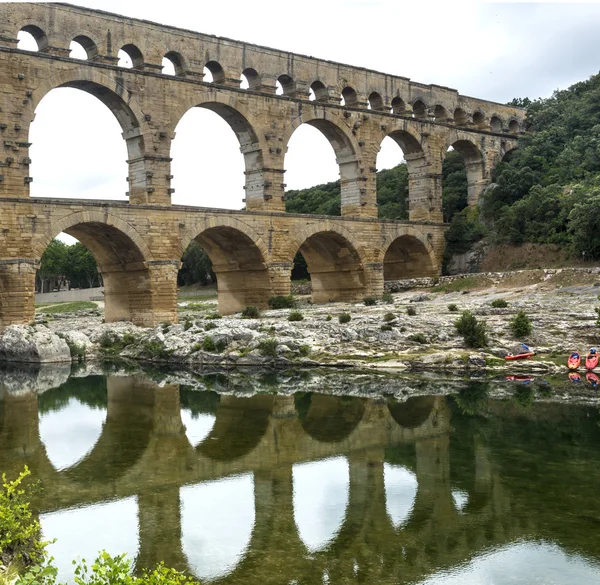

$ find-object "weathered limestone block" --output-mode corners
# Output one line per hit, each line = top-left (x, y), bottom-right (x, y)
(0, 325), (71, 363)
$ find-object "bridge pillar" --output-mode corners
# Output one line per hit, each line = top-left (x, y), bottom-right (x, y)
(339, 154), (378, 219)
(128, 152), (173, 206)
(0, 259), (36, 327)
(244, 165), (286, 213)
(213, 264), (272, 314)
(364, 262), (385, 299)
(406, 152), (443, 223)
(268, 262), (292, 298)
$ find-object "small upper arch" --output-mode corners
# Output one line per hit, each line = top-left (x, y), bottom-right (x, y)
(433, 104), (449, 122)
(490, 114), (503, 133)
(17, 24), (48, 51)
(472, 110), (486, 128)
(309, 80), (328, 102)
(240, 67), (260, 90)
(508, 118), (521, 134)
(119, 43), (144, 69)
(163, 50), (186, 76)
(204, 60), (224, 83)
(341, 86), (359, 107)
(454, 107), (468, 126)
(391, 96), (406, 115)
(368, 91), (384, 111)
(277, 74), (295, 95)
(70, 35), (98, 60)
(411, 98), (428, 119)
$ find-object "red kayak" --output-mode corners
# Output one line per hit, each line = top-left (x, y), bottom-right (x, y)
(505, 352), (535, 361)
(586, 372), (599, 387)
(585, 349), (598, 370)
(568, 352), (581, 370)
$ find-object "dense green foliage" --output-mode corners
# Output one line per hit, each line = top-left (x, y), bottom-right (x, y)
(510, 310), (533, 338)
(37, 240), (100, 291)
(268, 295), (296, 309)
(454, 310), (488, 348)
(178, 241), (215, 287)
(482, 72), (600, 258)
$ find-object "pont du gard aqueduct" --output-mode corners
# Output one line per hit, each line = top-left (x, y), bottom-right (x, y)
(0, 3), (526, 327)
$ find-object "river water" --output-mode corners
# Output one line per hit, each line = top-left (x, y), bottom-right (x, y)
(1, 371), (600, 584)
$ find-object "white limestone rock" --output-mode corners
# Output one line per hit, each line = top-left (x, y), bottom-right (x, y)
(0, 325), (71, 363)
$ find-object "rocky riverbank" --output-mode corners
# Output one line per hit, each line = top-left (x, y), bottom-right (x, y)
(1, 268), (600, 377)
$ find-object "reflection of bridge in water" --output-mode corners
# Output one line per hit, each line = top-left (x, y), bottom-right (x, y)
(1, 377), (599, 584)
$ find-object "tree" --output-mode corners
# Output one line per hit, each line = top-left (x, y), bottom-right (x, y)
(569, 187), (600, 259)
(178, 241), (215, 286)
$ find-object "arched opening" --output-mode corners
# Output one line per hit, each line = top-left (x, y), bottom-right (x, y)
(341, 86), (358, 107)
(387, 396), (436, 429)
(29, 87), (129, 201)
(310, 80), (328, 102)
(293, 231), (366, 303)
(434, 105), (449, 122)
(383, 234), (436, 281)
(391, 96), (406, 115)
(454, 108), (468, 126)
(70, 35), (97, 60)
(472, 111), (485, 129)
(490, 115), (503, 133)
(293, 457), (350, 553)
(298, 394), (366, 442)
(446, 139), (484, 210)
(180, 388), (219, 447)
(17, 25), (48, 51)
(181, 475), (255, 582)
(118, 44), (143, 68)
(240, 67), (260, 90)
(171, 102), (259, 210)
(277, 74), (294, 95)
(376, 130), (426, 221)
(508, 119), (520, 134)
(368, 92), (384, 111)
(384, 463), (418, 529)
(412, 99), (427, 119)
(181, 226), (270, 314)
(37, 221), (154, 325)
(284, 119), (359, 216)
(203, 61), (224, 83)
(162, 51), (185, 76)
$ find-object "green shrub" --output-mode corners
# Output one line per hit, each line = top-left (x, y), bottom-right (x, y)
(268, 295), (296, 309)
(382, 292), (393, 304)
(338, 313), (352, 324)
(325, 315), (332, 321)
(407, 306), (417, 316)
(288, 311), (304, 322)
(298, 344), (311, 357)
(98, 331), (136, 355)
(258, 338), (278, 357)
(510, 310), (532, 337)
(383, 312), (395, 322)
(454, 310), (488, 347)
(142, 340), (173, 360)
(241, 306), (260, 319)
(448, 303), (459, 312)
(491, 298), (509, 308)
(204, 322), (217, 331)
(65, 340), (86, 362)
(160, 322), (170, 333)
(202, 337), (227, 353)
(363, 297), (377, 306)
(381, 325), (393, 332)
(408, 333), (427, 344)
(183, 319), (193, 331)
(0, 467), (46, 568)
(206, 312), (222, 320)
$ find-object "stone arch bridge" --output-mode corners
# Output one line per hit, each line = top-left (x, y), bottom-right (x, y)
(0, 3), (525, 327)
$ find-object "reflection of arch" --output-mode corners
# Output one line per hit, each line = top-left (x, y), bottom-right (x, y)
(387, 396), (436, 429)
(35, 211), (154, 323)
(71, 35), (98, 59)
(197, 395), (273, 461)
(299, 394), (366, 442)
(18, 24), (48, 51)
(287, 223), (368, 303)
(382, 233), (437, 280)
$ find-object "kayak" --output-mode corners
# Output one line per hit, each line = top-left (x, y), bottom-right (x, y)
(569, 371), (582, 383)
(568, 352), (581, 370)
(505, 375), (534, 382)
(586, 352), (599, 370)
(586, 372), (599, 387)
(505, 351), (535, 361)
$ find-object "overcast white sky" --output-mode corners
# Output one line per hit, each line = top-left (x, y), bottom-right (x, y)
(17, 0), (600, 212)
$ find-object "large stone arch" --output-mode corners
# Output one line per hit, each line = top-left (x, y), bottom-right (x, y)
(169, 93), (275, 211)
(380, 226), (439, 281)
(287, 222), (369, 303)
(283, 109), (366, 216)
(443, 131), (488, 207)
(181, 217), (272, 314)
(33, 211), (172, 326)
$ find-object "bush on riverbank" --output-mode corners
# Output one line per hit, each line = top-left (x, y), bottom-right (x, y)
(454, 311), (488, 348)
(510, 310), (532, 337)
(268, 295), (296, 309)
